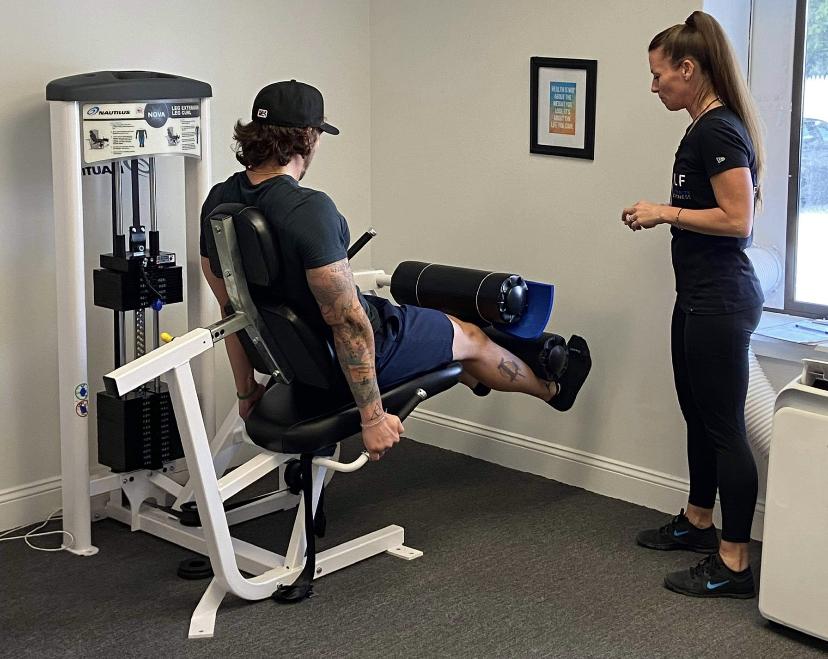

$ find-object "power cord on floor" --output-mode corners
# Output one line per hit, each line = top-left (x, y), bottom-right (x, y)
(0, 509), (75, 552)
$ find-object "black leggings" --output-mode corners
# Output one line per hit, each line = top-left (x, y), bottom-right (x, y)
(671, 302), (762, 543)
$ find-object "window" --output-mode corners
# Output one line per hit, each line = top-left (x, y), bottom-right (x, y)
(787, 0), (828, 315)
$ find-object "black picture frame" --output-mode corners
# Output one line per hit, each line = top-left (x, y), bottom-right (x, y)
(530, 57), (597, 160)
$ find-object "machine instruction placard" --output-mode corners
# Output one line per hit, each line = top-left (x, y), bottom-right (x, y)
(82, 100), (201, 163)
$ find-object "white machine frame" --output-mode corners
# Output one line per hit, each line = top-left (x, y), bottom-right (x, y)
(103, 316), (421, 638)
(50, 95), (216, 557)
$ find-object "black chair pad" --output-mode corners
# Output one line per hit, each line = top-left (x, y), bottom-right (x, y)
(244, 362), (463, 454)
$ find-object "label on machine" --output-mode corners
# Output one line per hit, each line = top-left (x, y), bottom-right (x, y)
(81, 100), (201, 164)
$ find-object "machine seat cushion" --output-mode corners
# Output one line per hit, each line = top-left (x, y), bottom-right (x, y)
(244, 362), (463, 454)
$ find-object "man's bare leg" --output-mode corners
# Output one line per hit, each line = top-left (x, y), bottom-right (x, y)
(459, 370), (480, 389)
(449, 316), (556, 401)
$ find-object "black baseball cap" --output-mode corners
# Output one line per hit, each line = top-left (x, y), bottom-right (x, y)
(251, 80), (339, 135)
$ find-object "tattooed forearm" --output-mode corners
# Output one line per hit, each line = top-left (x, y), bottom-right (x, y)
(332, 318), (380, 408)
(366, 401), (384, 420)
(308, 259), (382, 414)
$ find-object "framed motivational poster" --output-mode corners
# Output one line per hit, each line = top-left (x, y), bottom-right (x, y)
(530, 57), (597, 160)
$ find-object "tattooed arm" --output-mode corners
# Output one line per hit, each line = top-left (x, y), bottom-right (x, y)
(306, 258), (402, 459)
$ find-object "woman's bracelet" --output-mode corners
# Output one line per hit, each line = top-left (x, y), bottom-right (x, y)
(360, 411), (387, 428)
(675, 208), (683, 228)
(237, 383), (259, 400)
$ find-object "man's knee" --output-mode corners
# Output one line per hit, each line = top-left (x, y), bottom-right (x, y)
(449, 316), (487, 361)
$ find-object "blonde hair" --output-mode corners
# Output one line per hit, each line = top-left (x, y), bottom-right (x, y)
(650, 11), (765, 207)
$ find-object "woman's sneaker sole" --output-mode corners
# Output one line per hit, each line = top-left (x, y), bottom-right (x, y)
(663, 579), (756, 599)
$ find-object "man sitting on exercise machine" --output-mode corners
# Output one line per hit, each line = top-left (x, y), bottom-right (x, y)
(200, 80), (592, 461)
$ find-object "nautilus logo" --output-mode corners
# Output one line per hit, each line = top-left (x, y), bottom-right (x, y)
(86, 106), (129, 117)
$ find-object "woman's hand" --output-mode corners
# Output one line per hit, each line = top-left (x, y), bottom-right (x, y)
(622, 201), (669, 231)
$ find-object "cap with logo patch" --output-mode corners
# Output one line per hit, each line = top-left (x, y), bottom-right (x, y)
(251, 80), (339, 135)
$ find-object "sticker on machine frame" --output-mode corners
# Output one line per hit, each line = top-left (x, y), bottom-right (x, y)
(82, 101), (202, 164)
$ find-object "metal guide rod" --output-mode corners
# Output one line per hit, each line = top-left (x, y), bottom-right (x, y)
(150, 157), (161, 391)
(112, 160), (127, 368)
(132, 159), (144, 361)
(149, 157), (158, 232)
(131, 158), (141, 229)
(114, 160), (125, 237)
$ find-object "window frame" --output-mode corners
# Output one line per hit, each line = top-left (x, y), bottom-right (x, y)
(784, 0), (828, 317)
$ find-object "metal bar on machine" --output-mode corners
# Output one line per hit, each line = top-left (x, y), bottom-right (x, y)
(50, 100), (97, 556)
(112, 160), (127, 368)
(149, 158), (160, 390)
(131, 158), (141, 229)
(131, 159), (145, 361)
(149, 158), (158, 233)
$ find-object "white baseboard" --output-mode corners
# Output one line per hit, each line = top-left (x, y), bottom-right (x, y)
(0, 450), (255, 534)
(406, 409), (765, 541)
(0, 477), (63, 533)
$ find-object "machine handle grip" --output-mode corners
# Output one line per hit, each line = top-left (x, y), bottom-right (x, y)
(396, 388), (428, 422)
(347, 228), (377, 260)
(313, 452), (370, 472)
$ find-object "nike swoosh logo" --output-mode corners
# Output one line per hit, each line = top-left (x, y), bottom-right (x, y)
(706, 581), (729, 590)
(673, 530), (690, 536)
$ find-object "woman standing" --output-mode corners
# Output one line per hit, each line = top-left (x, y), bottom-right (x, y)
(622, 11), (765, 598)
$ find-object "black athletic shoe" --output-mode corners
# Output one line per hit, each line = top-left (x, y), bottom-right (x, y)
(636, 509), (719, 553)
(664, 553), (756, 599)
(548, 335), (591, 411)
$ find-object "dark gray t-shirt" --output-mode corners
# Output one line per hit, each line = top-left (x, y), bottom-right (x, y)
(200, 172), (379, 332)
(670, 107), (764, 314)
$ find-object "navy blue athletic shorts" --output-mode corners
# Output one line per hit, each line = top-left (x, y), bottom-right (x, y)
(363, 294), (455, 390)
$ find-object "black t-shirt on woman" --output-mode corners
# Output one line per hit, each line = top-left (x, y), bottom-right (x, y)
(670, 106), (764, 314)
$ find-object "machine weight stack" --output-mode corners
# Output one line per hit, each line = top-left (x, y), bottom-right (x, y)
(93, 156), (185, 473)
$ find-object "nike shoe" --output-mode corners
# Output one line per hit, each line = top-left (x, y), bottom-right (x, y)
(664, 553), (756, 599)
(636, 509), (719, 553)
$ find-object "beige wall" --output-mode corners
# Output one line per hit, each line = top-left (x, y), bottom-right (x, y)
(370, 0), (702, 478)
(0, 0), (371, 528)
(1, 0), (800, 535)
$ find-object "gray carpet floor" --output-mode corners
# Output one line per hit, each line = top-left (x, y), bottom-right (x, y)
(1, 439), (826, 659)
